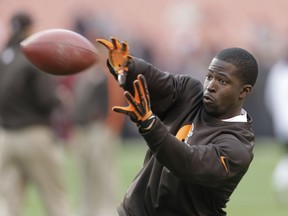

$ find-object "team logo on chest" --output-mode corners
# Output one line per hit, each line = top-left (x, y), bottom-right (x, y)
(175, 123), (195, 144)
(185, 123), (194, 144)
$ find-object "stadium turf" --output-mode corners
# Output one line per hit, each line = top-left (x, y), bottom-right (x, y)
(24, 138), (288, 216)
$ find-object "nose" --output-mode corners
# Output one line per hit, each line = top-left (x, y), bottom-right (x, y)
(206, 79), (216, 92)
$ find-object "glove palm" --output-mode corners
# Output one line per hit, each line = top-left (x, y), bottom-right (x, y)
(97, 37), (131, 86)
(113, 75), (155, 131)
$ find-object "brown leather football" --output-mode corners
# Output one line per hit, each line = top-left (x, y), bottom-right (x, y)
(20, 28), (98, 75)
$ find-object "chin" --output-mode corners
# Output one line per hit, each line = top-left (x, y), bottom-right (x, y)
(203, 105), (220, 117)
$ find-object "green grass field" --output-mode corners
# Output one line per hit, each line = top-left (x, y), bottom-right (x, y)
(23, 138), (288, 216)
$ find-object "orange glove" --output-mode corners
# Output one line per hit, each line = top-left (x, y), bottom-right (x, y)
(113, 75), (156, 131)
(96, 37), (131, 87)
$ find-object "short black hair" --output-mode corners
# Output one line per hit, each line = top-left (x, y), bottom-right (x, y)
(215, 47), (258, 87)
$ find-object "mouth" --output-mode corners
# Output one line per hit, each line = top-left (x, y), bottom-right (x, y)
(203, 94), (214, 103)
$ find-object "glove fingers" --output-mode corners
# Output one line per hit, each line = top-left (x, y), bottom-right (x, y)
(136, 77), (150, 116)
(138, 75), (149, 95)
(96, 39), (114, 50)
(121, 41), (129, 54)
(111, 37), (122, 50)
(137, 75), (150, 104)
(134, 79), (144, 102)
(133, 80), (140, 102)
(112, 105), (131, 114)
(137, 75), (152, 121)
(125, 91), (138, 108)
(125, 91), (143, 116)
(136, 77), (144, 94)
(133, 80), (145, 115)
(112, 105), (140, 123)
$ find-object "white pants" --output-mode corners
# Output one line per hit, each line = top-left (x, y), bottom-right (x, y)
(0, 126), (72, 216)
(72, 122), (120, 216)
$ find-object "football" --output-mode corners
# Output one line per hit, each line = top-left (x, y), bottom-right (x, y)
(20, 28), (98, 75)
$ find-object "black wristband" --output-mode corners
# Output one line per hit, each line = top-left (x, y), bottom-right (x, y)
(139, 115), (156, 133)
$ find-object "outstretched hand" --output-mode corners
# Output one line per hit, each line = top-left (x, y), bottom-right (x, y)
(96, 37), (131, 87)
(112, 74), (156, 131)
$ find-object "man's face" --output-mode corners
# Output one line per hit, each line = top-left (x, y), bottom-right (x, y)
(203, 58), (245, 119)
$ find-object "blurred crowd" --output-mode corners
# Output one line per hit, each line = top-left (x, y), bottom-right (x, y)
(1, 0), (288, 215)
(0, 0), (288, 138)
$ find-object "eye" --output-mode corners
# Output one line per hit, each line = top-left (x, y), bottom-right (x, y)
(206, 75), (213, 81)
(219, 79), (227, 85)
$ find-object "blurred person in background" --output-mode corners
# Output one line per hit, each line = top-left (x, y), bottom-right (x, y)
(0, 12), (72, 216)
(70, 16), (125, 216)
(265, 45), (288, 204)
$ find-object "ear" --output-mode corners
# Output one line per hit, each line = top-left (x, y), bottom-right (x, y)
(239, 84), (252, 99)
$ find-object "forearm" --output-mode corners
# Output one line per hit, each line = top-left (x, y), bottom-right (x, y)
(141, 117), (229, 184)
(124, 57), (178, 118)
